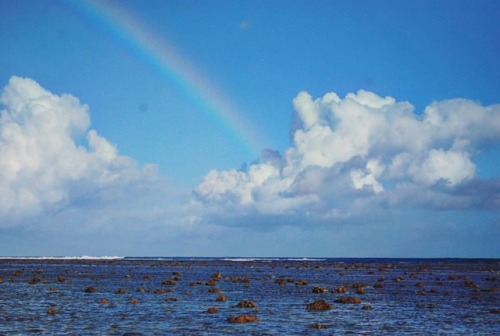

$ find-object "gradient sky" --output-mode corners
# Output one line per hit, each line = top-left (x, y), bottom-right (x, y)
(0, 0), (499, 257)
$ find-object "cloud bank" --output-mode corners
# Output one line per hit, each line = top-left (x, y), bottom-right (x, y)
(0, 76), (498, 256)
(195, 90), (500, 220)
(0, 76), (184, 229)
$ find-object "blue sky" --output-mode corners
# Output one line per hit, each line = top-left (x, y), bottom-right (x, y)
(0, 0), (499, 257)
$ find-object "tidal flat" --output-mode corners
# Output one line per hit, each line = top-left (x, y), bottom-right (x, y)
(0, 257), (498, 335)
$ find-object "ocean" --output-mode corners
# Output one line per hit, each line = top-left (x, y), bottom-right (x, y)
(0, 257), (498, 335)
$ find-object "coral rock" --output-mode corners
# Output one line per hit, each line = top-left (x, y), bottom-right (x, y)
(312, 286), (329, 293)
(309, 323), (330, 329)
(236, 300), (257, 308)
(306, 300), (332, 311)
(335, 297), (361, 304)
(216, 295), (227, 302)
(227, 315), (259, 323)
(332, 286), (346, 294)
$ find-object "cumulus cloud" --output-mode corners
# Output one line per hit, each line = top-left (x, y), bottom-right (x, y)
(0, 76), (180, 228)
(195, 89), (500, 218)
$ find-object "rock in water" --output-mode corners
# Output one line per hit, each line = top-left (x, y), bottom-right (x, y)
(306, 300), (332, 311)
(227, 315), (259, 323)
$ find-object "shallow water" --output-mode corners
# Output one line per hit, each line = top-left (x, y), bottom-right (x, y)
(0, 258), (498, 335)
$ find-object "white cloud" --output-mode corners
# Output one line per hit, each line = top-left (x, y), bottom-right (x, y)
(0, 76), (176, 227)
(196, 89), (500, 217)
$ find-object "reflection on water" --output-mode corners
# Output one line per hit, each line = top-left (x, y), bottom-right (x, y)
(0, 258), (498, 335)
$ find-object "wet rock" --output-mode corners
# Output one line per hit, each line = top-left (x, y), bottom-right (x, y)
(373, 284), (384, 289)
(332, 286), (346, 294)
(227, 315), (259, 323)
(85, 286), (96, 293)
(306, 300), (332, 311)
(490, 308), (500, 314)
(207, 307), (218, 314)
(115, 288), (126, 294)
(0, 277), (3, 284)
(47, 307), (56, 315)
(164, 297), (179, 302)
(275, 278), (286, 285)
(464, 281), (479, 288)
(393, 277), (404, 282)
(415, 282), (425, 287)
(100, 298), (110, 304)
(28, 277), (42, 285)
(211, 272), (222, 280)
(312, 286), (328, 293)
(309, 323), (330, 329)
(56, 276), (66, 283)
(296, 280), (308, 286)
(154, 289), (165, 295)
(356, 287), (365, 294)
(130, 299), (139, 304)
(236, 300), (257, 308)
(206, 279), (218, 286)
(161, 280), (177, 286)
(362, 305), (373, 310)
(335, 297), (361, 304)
(216, 295), (227, 302)
(208, 288), (222, 293)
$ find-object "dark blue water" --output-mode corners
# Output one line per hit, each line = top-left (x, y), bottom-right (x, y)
(0, 257), (498, 335)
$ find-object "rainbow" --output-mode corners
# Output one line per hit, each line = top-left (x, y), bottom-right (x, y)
(68, 0), (266, 158)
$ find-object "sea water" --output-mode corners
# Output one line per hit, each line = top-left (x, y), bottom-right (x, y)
(0, 258), (498, 335)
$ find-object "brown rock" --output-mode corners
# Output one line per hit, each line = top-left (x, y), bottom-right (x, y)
(165, 297), (179, 302)
(208, 288), (222, 293)
(490, 308), (500, 314)
(275, 278), (286, 285)
(309, 323), (330, 329)
(47, 307), (56, 315)
(335, 296), (361, 304)
(130, 299), (139, 304)
(206, 279), (218, 286)
(0, 277), (3, 284)
(227, 315), (259, 323)
(332, 286), (346, 294)
(162, 280), (178, 286)
(28, 277), (42, 285)
(115, 288), (126, 294)
(211, 272), (222, 280)
(296, 280), (308, 286)
(464, 281), (479, 288)
(236, 300), (257, 308)
(356, 287), (365, 294)
(312, 286), (329, 293)
(362, 305), (373, 310)
(207, 307), (218, 314)
(100, 298), (110, 304)
(84, 286), (96, 293)
(306, 300), (332, 311)
(154, 289), (165, 295)
(216, 295), (227, 302)
(56, 276), (66, 283)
